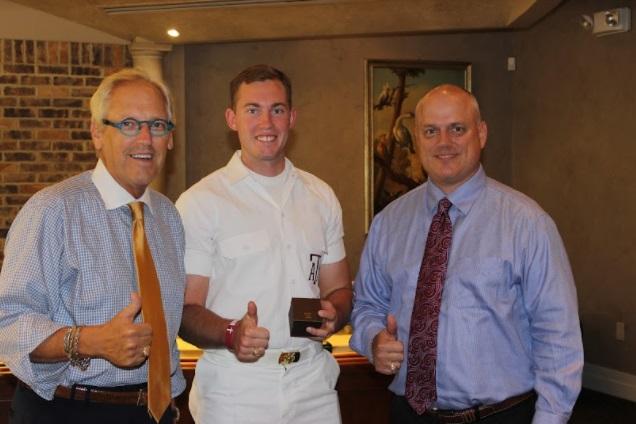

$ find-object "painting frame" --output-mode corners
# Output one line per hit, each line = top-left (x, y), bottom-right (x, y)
(364, 59), (472, 229)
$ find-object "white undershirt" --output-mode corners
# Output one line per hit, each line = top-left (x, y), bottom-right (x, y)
(247, 164), (290, 208)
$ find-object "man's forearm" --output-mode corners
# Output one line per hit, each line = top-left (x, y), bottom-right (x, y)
(29, 325), (110, 363)
(29, 328), (67, 363)
(325, 286), (353, 332)
(29, 326), (107, 362)
(179, 304), (231, 349)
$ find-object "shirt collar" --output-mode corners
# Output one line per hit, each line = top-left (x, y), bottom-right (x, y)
(91, 159), (154, 212)
(224, 150), (298, 184)
(425, 165), (486, 216)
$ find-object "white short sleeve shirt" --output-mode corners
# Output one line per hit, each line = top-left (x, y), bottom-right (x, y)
(176, 151), (346, 349)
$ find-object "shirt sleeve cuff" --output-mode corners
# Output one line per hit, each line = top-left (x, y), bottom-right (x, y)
(322, 239), (346, 265)
(350, 321), (385, 362)
(184, 249), (212, 277)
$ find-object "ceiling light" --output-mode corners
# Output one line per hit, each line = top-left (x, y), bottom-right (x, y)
(167, 28), (180, 38)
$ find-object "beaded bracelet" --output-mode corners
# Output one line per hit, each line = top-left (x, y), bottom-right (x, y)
(63, 326), (90, 371)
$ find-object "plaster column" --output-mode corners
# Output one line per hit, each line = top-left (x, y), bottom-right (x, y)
(130, 38), (172, 194)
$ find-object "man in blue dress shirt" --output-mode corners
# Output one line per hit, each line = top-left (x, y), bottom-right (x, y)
(350, 84), (583, 424)
(0, 68), (185, 423)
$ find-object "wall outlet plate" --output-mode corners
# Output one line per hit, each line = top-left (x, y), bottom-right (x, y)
(616, 321), (625, 341)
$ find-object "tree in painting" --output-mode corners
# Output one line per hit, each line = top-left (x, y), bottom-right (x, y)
(372, 67), (426, 214)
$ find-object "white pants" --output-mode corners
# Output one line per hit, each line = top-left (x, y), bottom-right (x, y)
(189, 343), (342, 424)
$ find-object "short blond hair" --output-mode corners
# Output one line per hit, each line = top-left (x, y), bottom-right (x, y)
(89, 68), (174, 124)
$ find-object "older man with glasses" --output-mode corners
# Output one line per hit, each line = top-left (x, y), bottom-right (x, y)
(0, 68), (185, 424)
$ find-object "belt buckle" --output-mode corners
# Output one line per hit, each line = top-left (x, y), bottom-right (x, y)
(278, 351), (300, 366)
(426, 405), (478, 424)
(427, 407), (442, 420)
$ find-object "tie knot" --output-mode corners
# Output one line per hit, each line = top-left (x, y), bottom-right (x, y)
(438, 197), (452, 214)
(129, 201), (144, 222)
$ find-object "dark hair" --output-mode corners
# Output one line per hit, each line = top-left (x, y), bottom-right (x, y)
(229, 64), (292, 108)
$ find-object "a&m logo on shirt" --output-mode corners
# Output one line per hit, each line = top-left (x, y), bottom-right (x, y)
(308, 254), (322, 285)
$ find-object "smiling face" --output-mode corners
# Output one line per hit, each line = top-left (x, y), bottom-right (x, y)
(414, 85), (487, 194)
(225, 79), (297, 176)
(91, 80), (173, 198)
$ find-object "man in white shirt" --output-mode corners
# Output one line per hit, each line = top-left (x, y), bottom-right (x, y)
(176, 64), (352, 424)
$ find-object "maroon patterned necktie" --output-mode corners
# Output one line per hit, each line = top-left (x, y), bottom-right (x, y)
(405, 197), (453, 414)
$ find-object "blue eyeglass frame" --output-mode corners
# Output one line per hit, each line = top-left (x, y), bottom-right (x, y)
(102, 117), (175, 137)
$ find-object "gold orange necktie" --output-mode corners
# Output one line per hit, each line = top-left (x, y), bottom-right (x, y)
(129, 201), (171, 422)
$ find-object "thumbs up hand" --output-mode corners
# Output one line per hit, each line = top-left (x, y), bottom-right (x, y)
(97, 292), (153, 368)
(371, 314), (404, 375)
(118, 292), (143, 321)
(385, 314), (398, 338)
(232, 301), (270, 363)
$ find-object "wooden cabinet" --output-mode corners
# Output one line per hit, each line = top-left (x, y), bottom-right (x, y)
(0, 368), (15, 424)
(0, 353), (392, 424)
(336, 353), (393, 424)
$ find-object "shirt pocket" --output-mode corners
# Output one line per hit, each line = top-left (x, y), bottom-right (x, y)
(217, 229), (271, 259)
(446, 256), (513, 309)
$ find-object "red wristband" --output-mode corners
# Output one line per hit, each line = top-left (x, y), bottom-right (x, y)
(224, 320), (238, 350)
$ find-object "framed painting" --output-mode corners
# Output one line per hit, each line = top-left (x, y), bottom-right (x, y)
(364, 60), (471, 228)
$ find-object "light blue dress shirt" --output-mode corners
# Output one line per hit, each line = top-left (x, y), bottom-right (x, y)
(0, 161), (186, 400)
(350, 166), (583, 424)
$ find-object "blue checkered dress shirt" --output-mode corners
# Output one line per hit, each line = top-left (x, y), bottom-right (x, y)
(0, 169), (186, 400)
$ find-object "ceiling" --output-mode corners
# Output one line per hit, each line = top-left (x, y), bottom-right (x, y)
(9, 0), (564, 44)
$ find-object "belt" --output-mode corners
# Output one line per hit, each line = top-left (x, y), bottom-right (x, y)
(424, 391), (536, 423)
(256, 343), (321, 367)
(53, 385), (149, 406)
(208, 342), (322, 368)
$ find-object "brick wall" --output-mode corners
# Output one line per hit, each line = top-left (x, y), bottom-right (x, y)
(0, 39), (131, 265)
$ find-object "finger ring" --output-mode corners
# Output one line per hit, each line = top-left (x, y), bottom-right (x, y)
(390, 362), (396, 372)
(143, 346), (150, 357)
(253, 348), (259, 356)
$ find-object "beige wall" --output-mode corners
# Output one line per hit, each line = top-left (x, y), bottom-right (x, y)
(163, 45), (187, 202)
(183, 33), (514, 276)
(511, 0), (636, 373)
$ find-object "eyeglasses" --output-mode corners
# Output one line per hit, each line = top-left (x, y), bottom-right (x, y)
(102, 117), (175, 137)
